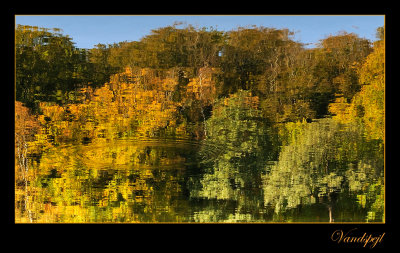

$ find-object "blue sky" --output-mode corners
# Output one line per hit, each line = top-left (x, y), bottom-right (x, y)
(15, 15), (385, 49)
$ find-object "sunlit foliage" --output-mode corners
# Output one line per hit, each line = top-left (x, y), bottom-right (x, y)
(329, 35), (384, 142)
(15, 24), (384, 223)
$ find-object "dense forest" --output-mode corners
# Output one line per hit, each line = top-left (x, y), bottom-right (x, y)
(15, 24), (384, 222)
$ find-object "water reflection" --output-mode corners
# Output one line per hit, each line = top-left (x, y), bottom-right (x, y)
(15, 125), (384, 223)
(189, 91), (277, 222)
(15, 72), (384, 223)
(263, 118), (384, 222)
(15, 138), (199, 222)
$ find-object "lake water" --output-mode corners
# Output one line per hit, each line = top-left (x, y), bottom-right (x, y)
(15, 118), (384, 223)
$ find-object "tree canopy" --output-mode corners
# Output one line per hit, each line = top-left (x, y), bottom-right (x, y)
(15, 24), (385, 223)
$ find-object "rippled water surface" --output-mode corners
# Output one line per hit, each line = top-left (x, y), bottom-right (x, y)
(15, 80), (384, 223)
(15, 23), (385, 223)
(15, 124), (384, 223)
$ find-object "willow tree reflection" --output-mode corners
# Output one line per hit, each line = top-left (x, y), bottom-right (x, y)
(262, 118), (384, 222)
(190, 90), (279, 221)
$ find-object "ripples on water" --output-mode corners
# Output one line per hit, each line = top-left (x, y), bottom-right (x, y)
(15, 131), (383, 223)
(15, 108), (384, 223)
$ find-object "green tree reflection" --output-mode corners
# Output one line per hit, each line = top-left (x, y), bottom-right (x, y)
(262, 118), (384, 222)
(190, 90), (279, 221)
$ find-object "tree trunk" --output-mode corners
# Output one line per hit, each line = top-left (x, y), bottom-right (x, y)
(328, 205), (334, 223)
